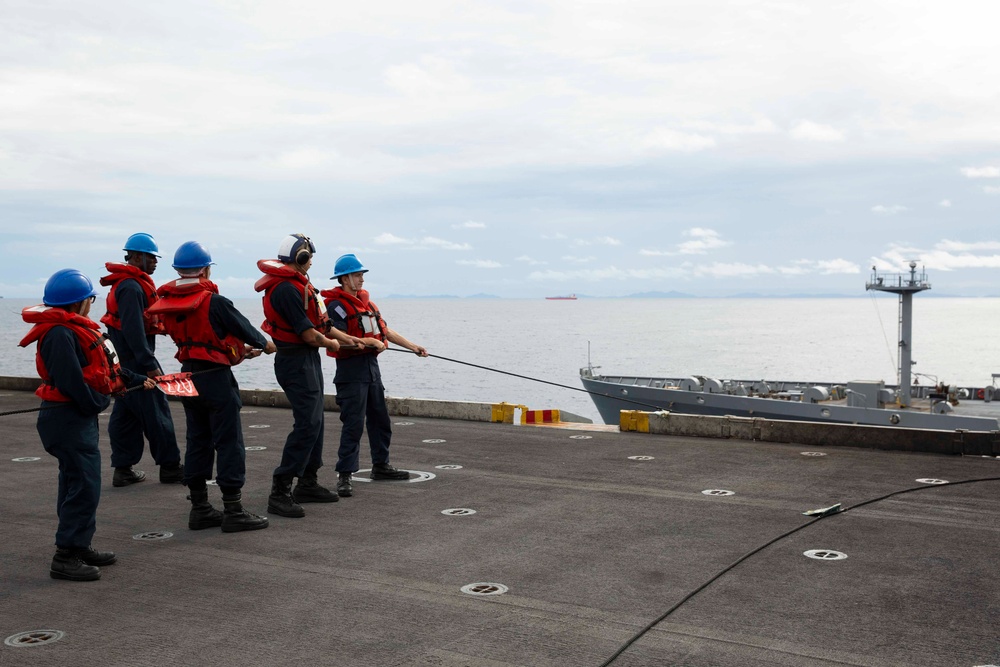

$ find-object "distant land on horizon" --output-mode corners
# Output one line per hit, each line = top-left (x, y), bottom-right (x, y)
(382, 291), (997, 299)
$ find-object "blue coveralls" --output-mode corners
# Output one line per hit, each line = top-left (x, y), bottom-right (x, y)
(36, 327), (143, 548)
(328, 307), (393, 473)
(180, 295), (269, 491)
(269, 282), (326, 478)
(105, 278), (181, 469)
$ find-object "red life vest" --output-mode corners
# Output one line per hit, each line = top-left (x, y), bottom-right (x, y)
(147, 278), (247, 366)
(253, 259), (329, 344)
(320, 287), (387, 359)
(19, 305), (128, 401)
(99, 262), (166, 335)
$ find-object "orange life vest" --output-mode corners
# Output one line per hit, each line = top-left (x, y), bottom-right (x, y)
(19, 305), (128, 401)
(253, 259), (329, 344)
(147, 278), (247, 366)
(99, 262), (165, 335)
(320, 287), (387, 359)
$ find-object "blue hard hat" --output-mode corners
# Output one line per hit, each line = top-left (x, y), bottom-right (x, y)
(43, 269), (99, 307)
(172, 241), (214, 269)
(332, 253), (368, 278)
(123, 232), (161, 257)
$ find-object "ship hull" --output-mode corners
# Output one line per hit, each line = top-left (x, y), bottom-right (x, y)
(581, 374), (999, 431)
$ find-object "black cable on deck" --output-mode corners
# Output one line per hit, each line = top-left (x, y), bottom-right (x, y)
(596, 476), (1000, 666)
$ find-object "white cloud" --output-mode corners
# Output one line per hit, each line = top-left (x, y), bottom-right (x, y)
(372, 233), (470, 250)
(452, 221), (486, 229)
(573, 236), (622, 247)
(374, 233), (409, 245)
(642, 128), (716, 153)
(871, 205), (908, 215)
(960, 166), (1000, 178)
(939, 199), (952, 207)
(789, 121), (845, 143)
(678, 228), (728, 254)
(876, 242), (1000, 272)
(936, 240), (1000, 252)
(562, 255), (596, 264)
(689, 262), (777, 278)
(456, 259), (502, 268)
(514, 255), (547, 265)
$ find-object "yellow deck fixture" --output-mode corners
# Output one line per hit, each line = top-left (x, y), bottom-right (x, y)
(619, 410), (650, 433)
(491, 402), (528, 424)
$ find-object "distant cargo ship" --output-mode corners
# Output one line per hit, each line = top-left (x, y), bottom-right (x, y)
(545, 294), (577, 300)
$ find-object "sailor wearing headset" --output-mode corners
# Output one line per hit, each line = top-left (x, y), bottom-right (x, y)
(254, 234), (366, 518)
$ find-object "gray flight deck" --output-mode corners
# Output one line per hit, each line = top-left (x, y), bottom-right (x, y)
(2, 386), (999, 666)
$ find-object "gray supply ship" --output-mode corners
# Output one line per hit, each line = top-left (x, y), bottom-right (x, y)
(581, 262), (1000, 431)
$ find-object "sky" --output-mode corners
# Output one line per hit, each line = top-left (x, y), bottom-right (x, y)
(2, 0), (1000, 298)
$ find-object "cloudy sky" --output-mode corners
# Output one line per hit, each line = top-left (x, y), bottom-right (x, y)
(2, 0), (999, 298)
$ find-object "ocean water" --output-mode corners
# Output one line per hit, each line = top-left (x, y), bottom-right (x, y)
(4, 296), (999, 423)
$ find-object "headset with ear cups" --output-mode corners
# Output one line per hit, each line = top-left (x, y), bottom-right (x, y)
(293, 235), (314, 266)
(295, 245), (312, 266)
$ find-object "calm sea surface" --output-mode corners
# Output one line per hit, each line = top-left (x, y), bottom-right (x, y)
(3, 296), (999, 423)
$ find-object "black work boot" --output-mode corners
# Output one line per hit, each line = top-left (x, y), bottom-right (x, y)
(50, 548), (101, 581)
(73, 545), (117, 566)
(221, 493), (269, 532)
(267, 475), (305, 518)
(337, 472), (353, 498)
(188, 488), (224, 530)
(292, 467), (339, 503)
(371, 463), (411, 480)
(113, 466), (146, 487)
(159, 462), (184, 484)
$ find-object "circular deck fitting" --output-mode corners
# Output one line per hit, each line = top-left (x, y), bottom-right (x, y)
(245, 446), (267, 451)
(248, 424), (270, 429)
(801, 452), (827, 457)
(435, 464), (463, 470)
(395, 421), (414, 426)
(804, 549), (848, 561)
(889, 413), (901, 424)
(442, 508), (477, 516)
(461, 582), (508, 596)
(569, 435), (592, 440)
(5, 630), (65, 648)
(422, 439), (446, 444)
(702, 489), (735, 497)
(132, 531), (174, 541)
(240, 410), (257, 414)
(916, 478), (949, 485)
(353, 469), (437, 484)
(11, 457), (41, 462)
(627, 455), (654, 461)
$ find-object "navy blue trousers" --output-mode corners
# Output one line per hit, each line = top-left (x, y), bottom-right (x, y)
(108, 366), (180, 469)
(180, 364), (246, 489)
(273, 348), (324, 478)
(37, 404), (101, 549)
(334, 380), (392, 473)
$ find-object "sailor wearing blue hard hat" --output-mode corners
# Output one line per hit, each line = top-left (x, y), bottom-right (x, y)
(20, 269), (156, 581)
(99, 233), (183, 488)
(253, 235), (366, 518)
(321, 254), (428, 499)
(149, 241), (274, 532)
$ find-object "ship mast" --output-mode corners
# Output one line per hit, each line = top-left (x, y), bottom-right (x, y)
(865, 261), (931, 408)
